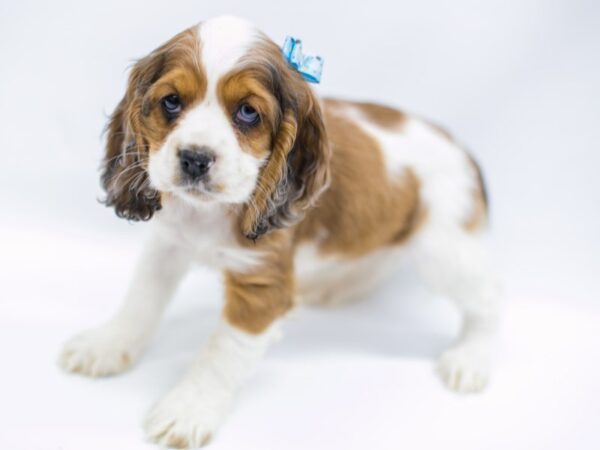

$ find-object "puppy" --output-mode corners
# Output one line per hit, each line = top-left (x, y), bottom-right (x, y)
(59, 16), (500, 448)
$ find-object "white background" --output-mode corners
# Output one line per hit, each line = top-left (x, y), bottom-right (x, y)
(1, 0), (599, 449)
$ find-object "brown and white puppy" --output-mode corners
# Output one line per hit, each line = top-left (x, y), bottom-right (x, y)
(59, 16), (499, 448)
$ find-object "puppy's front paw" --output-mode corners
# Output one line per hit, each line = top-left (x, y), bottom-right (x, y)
(144, 382), (232, 448)
(437, 343), (491, 393)
(58, 324), (145, 377)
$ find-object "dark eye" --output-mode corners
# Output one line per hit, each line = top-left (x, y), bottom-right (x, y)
(235, 103), (260, 127)
(161, 94), (182, 120)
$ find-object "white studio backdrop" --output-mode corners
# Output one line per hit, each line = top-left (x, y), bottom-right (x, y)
(0, 1), (599, 449)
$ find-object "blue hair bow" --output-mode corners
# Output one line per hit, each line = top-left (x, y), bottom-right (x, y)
(282, 36), (324, 84)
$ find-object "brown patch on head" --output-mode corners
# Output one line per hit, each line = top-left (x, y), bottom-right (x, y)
(216, 38), (332, 241)
(102, 27), (205, 221)
(463, 154), (489, 231)
(296, 106), (424, 256)
(217, 69), (279, 160)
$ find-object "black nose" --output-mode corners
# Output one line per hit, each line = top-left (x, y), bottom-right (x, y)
(179, 148), (215, 180)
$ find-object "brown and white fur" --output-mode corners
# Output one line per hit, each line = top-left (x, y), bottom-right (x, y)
(59, 16), (500, 448)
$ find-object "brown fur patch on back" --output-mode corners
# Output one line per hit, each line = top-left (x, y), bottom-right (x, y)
(296, 103), (423, 256)
(326, 98), (407, 129)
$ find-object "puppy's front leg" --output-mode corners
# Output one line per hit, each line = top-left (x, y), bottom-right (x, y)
(59, 232), (190, 376)
(145, 258), (293, 448)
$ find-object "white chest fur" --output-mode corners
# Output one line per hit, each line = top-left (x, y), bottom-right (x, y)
(153, 198), (263, 272)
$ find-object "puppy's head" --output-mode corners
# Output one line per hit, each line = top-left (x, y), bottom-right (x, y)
(102, 16), (330, 239)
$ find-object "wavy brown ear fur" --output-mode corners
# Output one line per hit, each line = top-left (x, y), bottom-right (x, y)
(101, 44), (169, 221)
(241, 49), (331, 240)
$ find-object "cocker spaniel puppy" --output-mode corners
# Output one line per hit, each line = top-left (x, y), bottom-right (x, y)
(59, 16), (500, 448)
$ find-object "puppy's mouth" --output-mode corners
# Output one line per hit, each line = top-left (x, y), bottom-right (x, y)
(176, 179), (225, 201)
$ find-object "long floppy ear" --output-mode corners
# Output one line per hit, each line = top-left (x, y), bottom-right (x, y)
(241, 78), (331, 240)
(100, 51), (166, 221)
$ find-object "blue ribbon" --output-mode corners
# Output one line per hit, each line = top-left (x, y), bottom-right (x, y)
(282, 36), (324, 84)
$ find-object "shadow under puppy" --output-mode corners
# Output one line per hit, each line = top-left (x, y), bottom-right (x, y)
(59, 15), (500, 448)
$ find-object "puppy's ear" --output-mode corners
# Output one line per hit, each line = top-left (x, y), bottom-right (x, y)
(101, 51), (166, 221)
(241, 76), (331, 240)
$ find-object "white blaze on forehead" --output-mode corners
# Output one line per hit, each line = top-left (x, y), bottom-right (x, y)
(198, 16), (260, 91)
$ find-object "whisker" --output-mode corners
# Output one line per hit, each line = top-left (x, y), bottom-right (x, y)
(109, 161), (146, 188)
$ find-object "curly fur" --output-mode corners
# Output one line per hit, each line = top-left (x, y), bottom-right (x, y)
(240, 39), (332, 240)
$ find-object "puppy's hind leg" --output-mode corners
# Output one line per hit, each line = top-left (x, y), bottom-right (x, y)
(410, 226), (501, 393)
(59, 232), (190, 377)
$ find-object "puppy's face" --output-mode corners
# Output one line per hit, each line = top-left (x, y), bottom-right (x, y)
(103, 17), (330, 239)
